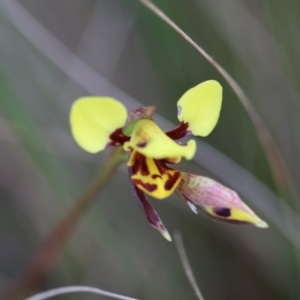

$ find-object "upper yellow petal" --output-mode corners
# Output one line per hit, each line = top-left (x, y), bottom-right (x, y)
(124, 119), (196, 160)
(70, 97), (127, 153)
(177, 80), (222, 137)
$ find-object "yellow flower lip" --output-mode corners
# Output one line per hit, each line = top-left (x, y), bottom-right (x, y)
(124, 119), (196, 160)
(129, 151), (181, 200)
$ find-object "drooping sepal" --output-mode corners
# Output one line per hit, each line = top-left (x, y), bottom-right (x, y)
(129, 169), (172, 241)
(124, 119), (196, 160)
(70, 97), (127, 153)
(177, 172), (268, 228)
(128, 151), (181, 199)
(177, 80), (222, 137)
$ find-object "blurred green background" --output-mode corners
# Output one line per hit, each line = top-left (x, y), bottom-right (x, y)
(1, 0), (300, 299)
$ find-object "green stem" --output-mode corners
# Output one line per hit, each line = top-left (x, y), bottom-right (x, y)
(4, 147), (126, 300)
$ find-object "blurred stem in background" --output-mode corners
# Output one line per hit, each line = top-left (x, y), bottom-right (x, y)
(4, 146), (126, 300)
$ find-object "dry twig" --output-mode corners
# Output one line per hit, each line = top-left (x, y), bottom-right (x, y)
(25, 285), (139, 300)
(174, 232), (205, 300)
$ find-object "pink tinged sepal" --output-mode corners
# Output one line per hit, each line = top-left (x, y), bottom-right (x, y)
(129, 168), (172, 241)
(177, 173), (268, 228)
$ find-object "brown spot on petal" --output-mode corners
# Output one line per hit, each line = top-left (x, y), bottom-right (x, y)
(139, 156), (150, 176)
(164, 171), (181, 190)
(132, 152), (150, 176)
(133, 179), (157, 192)
(154, 160), (167, 175)
(137, 142), (147, 148)
(214, 208), (231, 217)
(152, 174), (161, 179)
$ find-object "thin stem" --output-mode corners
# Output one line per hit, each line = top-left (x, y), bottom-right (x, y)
(174, 232), (205, 300)
(137, 0), (296, 205)
(25, 285), (139, 300)
(4, 147), (126, 300)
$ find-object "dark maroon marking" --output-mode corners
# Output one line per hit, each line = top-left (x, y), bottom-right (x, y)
(137, 142), (147, 148)
(109, 128), (130, 146)
(165, 122), (189, 140)
(138, 153), (150, 176)
(192, 204), (252, 225)
(152, 174), (161, 179)
(131, 152), (139, 175)
(154, 159), (167, 175)
(133, 179), (157, 192)
(214, 208), (231, 217)
(131, 152), (150, 176)
(164, 171), (181, 190)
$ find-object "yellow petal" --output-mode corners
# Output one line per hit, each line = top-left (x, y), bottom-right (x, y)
(177, 80), (222, 137)
(129, 151), (181, 199)
(70, 97), (127, 153)
(124, 119), (196, 160)
(177, 173), (268, 228)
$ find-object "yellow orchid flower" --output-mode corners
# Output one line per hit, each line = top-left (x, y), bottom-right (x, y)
(70, 80), (268, 241)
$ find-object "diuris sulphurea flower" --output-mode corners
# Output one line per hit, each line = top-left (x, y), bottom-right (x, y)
(70, 80), (268, 241)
